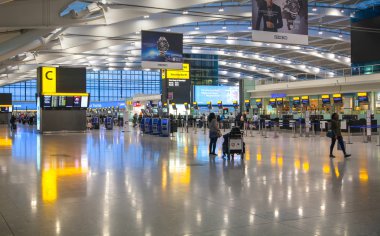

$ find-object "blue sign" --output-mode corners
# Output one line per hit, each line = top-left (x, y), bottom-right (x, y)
(13, 102), (37, 110)
(271, 93), (287, 99)
(89, 101), (125, 109)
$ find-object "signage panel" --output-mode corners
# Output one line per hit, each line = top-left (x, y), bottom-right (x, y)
(252, 0), (308, 45)
(41, 67), (57, 94)
(141, 31), (183, 69)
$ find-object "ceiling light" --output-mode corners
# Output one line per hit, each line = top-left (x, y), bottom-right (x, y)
(195, 26), (200, 30)
(340, 9), (344, 13)
(143, 15), (150, 19)
(248, 26), (252, 30)
(183, 10), (189, 15)
(312, 7), (317, 12)
(339, 34), (343, 38)
(101, 0), (107, 4)
(135, 31), (140, 35)
(218, 7), (224, 12)
(166, 28), (171, 32)
(318, 31), (323, 35)
(222, 26), (227, 30)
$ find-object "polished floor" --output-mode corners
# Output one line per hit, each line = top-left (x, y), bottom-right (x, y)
(0, 125), (380, 236)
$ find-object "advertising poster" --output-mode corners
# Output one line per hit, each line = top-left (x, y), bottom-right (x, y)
(252, 0), (308, 45)
(194, 86), (239, 105)
(141, 31), (183, 69)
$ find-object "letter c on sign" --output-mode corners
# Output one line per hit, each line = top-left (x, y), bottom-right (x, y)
(45, 71), (53, 80)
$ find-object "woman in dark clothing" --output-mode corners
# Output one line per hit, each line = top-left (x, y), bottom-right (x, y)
(330, 113), (351, 158)
(208, 113), (220, 156)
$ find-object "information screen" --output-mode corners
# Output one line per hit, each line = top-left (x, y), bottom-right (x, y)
(194, 86), (239, 105)
(81, 96), (89, 108)
(269, 99), (277, 108)
(293, 98), (301, 107)
(58, 96), (66, 107)
(73, 96), (81, 108)
(333, 94), (343, 104)
(43, 96), (52, 108)
(358, 96), (368, 103)
(66, 96), (74, 107)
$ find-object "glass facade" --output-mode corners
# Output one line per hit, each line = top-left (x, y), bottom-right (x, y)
(87, 70), (161, 102)
(184, 54), (219, 86)
(0, 69), (161, 102)
(0, 80), (37, 101)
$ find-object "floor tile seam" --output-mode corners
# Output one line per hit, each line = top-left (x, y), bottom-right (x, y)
(0, 211), (15, 236)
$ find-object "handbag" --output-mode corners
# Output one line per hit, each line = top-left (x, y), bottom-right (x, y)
(217, 130), (222, 138)
(326, 130), (335, 138)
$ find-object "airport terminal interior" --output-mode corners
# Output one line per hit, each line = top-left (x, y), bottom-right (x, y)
(0, 0), (380, 235)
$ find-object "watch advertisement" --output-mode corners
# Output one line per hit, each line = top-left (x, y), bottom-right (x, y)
(141, 31), (183, 69)
(252, 0), (308, 45)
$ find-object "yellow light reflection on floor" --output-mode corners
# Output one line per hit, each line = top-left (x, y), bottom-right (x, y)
(302, 162), (310, 173)
(245, 149), (250, 160)
(322, 164), (330, 174)
(41, 161), (88, 203)
(256, 153), (262, 161)
(277, 157), (283, 168)
(359, 168), (369, 183)
(0, 137), (12, 149)
(271, 156), (276, 166)
(294, 159), (301, 170)
(42, 169), (57, 202)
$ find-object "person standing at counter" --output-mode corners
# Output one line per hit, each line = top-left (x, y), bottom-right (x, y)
(330, 113), (351, 158)
(208, 113), (220, 156)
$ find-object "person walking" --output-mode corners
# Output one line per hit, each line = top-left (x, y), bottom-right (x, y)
(208, 113), (220, 156)
(330, 113), (351, 158)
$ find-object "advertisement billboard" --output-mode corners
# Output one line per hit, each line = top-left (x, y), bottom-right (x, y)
(141, 31), (183, 69)
(252, 0), (308, 45)
(194, 86), (239, 105)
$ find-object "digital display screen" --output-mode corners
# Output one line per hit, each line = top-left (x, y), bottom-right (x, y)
(358, 96), (369, 103)
(333, 97), (343, 104)
(269, 99), (276, 108)
(73, 96), (81, 108)
(276, 99), (283, 106)
(0, 107), (10, 112)
(301, 96), (309, 105)
(58, 96), (66, 107)
(43, 96), (52, 108)
(194, 86), (239, 105)
(51, 96), (59, 107)
(41, 95), (89, 109)
(66, 96), (74, 107)
(81, 96), (89, 108)
(293, 100), (300, 107)
(322, 98), (331, 105)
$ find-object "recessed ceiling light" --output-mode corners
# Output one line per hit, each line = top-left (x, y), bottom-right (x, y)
(166, 28), (171, 32)
(195, 26), (200, 30)
(318, 31), (323, 35)
(312, 7), (317, 12)
(222, 26), (227, 30)
(143, 15), (149, 19)
(218, 7), (224, 12)
(183, 10), (189, 15)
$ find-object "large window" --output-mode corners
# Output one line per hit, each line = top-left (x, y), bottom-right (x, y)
(0, 80), (37, 101)
(87, 70), (161, 102)
(0, 69), (161, 102)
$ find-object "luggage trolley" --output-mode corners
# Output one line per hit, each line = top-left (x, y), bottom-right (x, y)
(223, 127), (245, 159)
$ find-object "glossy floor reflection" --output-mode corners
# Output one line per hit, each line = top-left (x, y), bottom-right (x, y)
(1, 125), (380, 236)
